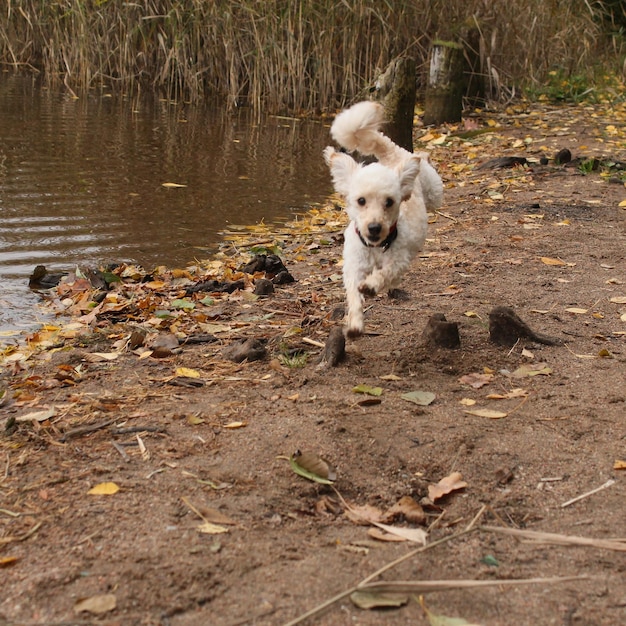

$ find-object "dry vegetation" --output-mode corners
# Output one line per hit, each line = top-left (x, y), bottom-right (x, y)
(1, 0), (624, 111)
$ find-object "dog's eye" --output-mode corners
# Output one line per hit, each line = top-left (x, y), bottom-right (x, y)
(357, 197), (366, 206)
(385, 197), (394, 209)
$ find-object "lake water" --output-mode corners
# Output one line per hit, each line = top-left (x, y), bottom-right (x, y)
(0, 76), (333, 331)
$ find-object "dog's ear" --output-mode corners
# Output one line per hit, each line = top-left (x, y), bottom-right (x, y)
(323, 147), (359, 197)
(398, 156), (421, 201)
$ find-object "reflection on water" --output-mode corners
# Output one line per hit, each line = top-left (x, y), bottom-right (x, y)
(0, 76), (333, 330)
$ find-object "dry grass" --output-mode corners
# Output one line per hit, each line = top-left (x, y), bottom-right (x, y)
(0, 0), (623, 112)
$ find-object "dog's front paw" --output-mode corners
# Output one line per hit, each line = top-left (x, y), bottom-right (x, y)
(358, 282), (377, 298)
(345, 311), (364, 338)
(345, 325), (363, 339)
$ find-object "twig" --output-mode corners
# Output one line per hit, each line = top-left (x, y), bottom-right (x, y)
(561, 478), (616, 508)
(359, 575), (588, 594)
(111, 441), (130, 462)
(0, 521), (43, 545)
(59, 418), (116, 442)
(110, 425), (167, 435)
(481, 525), (626, 551)
(0, 453), (9, 484)
(302, 337), (326, 349)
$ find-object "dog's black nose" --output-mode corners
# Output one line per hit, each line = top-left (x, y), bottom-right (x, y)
(367, 223), (382, 239)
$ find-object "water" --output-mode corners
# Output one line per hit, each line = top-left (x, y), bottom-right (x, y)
(0, 76), (333, 331)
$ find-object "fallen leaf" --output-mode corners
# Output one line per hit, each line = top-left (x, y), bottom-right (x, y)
(0, 556), (18, 567)
(609, 296), (626, 304)
(74, 594), (117, 615)
(428, 472), (468, 502)
(540, 256), (567, 266)
(510, 363), (552, 378)
(459, 373), (494, 389)
(88, 482), (120, 495)
(197, 520), (229, 534)
(161, 182), (187, 188)
(460, 398), (476, 406)
(350, 590), (409, 610)
(486, 388), (528, 400)
(344, 503), (384, 526)
(15, 407), (56, 422)
(84, 351), (120, 362)
(352, 384), (383, 396)
(420, 596), (482, 626)
(614, 460), (626, 470)
(367, 527), (409, 542)
(289, 451), (336, 484)
(565, 307), (588, 314)
(223, 421), (247, 429)
(373, 523), (428, 544)
(401, 390), (436, 406)
(380, 373), (402, 381)
(176, 367), (200, 378)
(464, 408), (509, 419)
(381, 496), (426, 525)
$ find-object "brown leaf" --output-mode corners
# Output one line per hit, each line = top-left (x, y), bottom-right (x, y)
(367, 527), (409, 542)
(344, 503), (385, 526)
(428, 472), (468, 502)
(74, 594), (117, 615)
(459, 372), (494, 389)
(380, 496), (426, 525)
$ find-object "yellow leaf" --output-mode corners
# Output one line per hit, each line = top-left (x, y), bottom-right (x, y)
(618, 199), (626, 207)
(223, 421), (246, 429)
(176, 367), (200, 378)
(614, 460), (626, 470)
(88, 482), (120, 495)
(197, 521), (229, 534)
(541, 257), (567, 266)
(0, 556), (18, 567)
(161, 182), (187, 188)
(460, 398), (476, 406)
(565, 308), (588, 314)
(610, 296), (626, 304)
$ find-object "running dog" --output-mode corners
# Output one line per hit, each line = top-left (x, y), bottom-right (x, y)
(324, 101), (443, 337)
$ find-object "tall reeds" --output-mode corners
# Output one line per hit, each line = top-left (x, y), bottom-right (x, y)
(0, 0), (623, 112)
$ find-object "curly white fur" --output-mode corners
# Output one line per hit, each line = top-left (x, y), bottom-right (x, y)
(324, 101), (443, 338)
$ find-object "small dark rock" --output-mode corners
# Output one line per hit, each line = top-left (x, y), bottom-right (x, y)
(242, 254), (288, 277)
(129, 329), (147, 349)
(28, 265), (68, 290)
(421, 313), (461, 349)
(272, 270), (295, 285)
(488, 306), (562, 346)
(324, 327), (346, 366)
(223, 337), (267, 363)
(477, 156), (528, 170)
(554, 148), (572, 165)
(85, 268), (109, 291)
(186, 279), (245, 295)
(253, 278), (275, 296)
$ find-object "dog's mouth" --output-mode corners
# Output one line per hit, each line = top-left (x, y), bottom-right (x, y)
(356, 223), (398, 252)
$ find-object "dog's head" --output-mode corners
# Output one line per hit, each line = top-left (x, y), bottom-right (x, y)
(323, 147), (421, 246)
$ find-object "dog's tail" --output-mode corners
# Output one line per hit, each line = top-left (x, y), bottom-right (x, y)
(330, 101), (404, 164)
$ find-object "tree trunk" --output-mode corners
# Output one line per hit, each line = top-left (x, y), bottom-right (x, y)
(423, 41), (465, 126)
(371, 56), (416, 152)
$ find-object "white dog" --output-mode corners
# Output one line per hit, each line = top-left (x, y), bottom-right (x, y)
(324, 101), (443, 338)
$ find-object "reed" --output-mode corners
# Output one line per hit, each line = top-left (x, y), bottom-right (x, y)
(0, 0), (623, 112)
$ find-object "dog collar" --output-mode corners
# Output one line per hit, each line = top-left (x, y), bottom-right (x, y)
(355, 222), (398, 252)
